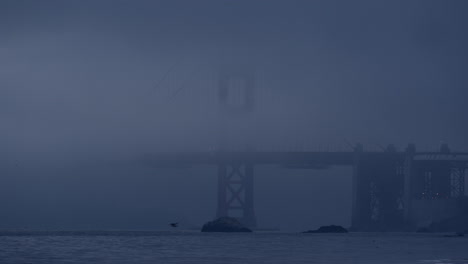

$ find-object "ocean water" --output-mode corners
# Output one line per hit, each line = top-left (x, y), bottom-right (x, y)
(0, 231), (467, 264)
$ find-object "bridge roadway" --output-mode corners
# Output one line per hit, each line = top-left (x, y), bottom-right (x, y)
(143, 151), (404, 167)
(143, 151), (468, 167)
(144, 151), (353, 166)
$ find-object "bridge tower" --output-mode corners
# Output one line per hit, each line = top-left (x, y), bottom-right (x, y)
(215, 69), (257, 228)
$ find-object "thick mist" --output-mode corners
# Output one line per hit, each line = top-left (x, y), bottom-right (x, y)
(1, 0), (468, 231)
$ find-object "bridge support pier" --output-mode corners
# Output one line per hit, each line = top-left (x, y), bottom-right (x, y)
(403, 144), (415, 225)
(450, 167), (466, 197)
(352, 144), (406, 231)
(351, 144), (367, 230)
(405, 144), (468, 228)
(216, 162), (256, 228)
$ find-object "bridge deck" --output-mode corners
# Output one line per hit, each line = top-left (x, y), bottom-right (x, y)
(143, 151), (468, 168)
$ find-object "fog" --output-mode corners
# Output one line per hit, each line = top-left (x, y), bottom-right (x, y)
(1, 0), (468, 231)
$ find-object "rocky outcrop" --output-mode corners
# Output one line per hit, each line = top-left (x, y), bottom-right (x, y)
(428, 214), (468, 233)
(201, 217), (252, 232)
(303, 225), (348, 233)
(416, 210), (468, 233)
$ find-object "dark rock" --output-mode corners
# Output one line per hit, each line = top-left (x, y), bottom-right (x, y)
(303, 225), (348, 233)
(427, 213), (468, 233)
(443, 232), (465, 238)
(425, 197), (468, 233)
(201, 217), (252, 233)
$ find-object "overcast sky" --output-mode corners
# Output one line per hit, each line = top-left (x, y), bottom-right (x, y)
(1, 0), (468, 231)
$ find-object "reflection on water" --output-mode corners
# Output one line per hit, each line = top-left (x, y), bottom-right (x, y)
(0, 232), (467, 264)
(419, 260), (468, 264)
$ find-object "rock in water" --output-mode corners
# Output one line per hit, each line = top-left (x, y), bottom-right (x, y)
(201, 217), (252, 232)
(303, 225), (348, 233)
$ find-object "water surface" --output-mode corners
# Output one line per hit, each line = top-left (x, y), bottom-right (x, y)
(0, 231), (467, 264)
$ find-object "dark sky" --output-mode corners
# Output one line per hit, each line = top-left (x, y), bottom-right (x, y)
(1, 0), (468, 231)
